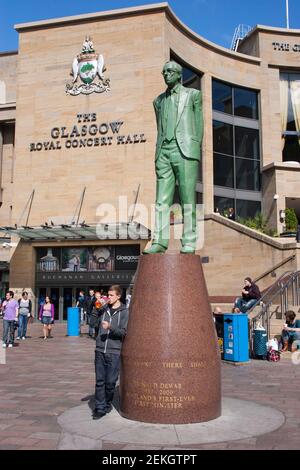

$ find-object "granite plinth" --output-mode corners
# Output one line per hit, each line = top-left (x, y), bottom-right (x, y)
(120, 254), (221, 424)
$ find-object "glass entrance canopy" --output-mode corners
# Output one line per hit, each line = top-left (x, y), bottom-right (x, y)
(0, 222), (151, 241)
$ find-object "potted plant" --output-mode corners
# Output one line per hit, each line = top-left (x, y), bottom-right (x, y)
(280, 208), (298, 237)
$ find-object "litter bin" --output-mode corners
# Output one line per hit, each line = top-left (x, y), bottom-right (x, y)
(253, 328), (268, 359)
(67, 307), (80, 337)
(223, 314), (249, 362)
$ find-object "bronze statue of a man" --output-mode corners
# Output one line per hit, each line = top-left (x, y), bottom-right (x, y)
(143, 61), (203, 254)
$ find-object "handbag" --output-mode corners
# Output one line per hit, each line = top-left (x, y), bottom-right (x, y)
(267, 349), (280, 362)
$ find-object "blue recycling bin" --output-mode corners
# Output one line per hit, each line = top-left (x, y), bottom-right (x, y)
(67, 307), (80, 337)
(223, 314), (249, 362)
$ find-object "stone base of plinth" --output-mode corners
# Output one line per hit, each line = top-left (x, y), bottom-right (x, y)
(119, 254), (221, 424)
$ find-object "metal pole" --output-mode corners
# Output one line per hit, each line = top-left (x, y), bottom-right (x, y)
(292, 278), (295, 306)
(286, 0), (290, 28)
(25, 190), (35, 227)
(280, 288), (284, 318)
(129, 184), (141, 224)
(76, 187), (86, 227)
(285, 287), (289, 311)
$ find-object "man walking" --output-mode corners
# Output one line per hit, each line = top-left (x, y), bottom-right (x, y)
(84, 289), (96, 338)
(2, 291), (19, 348)
(143, 60), (203, 254)
(93, 285), (129, 420)
(76, 290), (86, 333)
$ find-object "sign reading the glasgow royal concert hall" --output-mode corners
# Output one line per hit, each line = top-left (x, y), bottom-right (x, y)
(29, 113), (147, 152)
(272, 42), (300, 52)
(29, 36), (147, 152)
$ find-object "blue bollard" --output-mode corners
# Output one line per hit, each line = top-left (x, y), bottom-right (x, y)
(67, 307), (80, 337)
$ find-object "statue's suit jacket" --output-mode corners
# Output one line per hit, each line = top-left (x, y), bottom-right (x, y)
(153, 84), (203, 161)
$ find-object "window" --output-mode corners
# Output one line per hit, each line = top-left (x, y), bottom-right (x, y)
(197, 192), (203, 204)
(182, 67), (201, 90)
(280, 72), (300, 162)
(235, 158), (260, 191)
(214, 154), (234, 188)
(170, 52), (202, 91)
(234, 87), (258, 119)
(212, 81), (232, 114)
(213, 121), (233, 155)
(212, 79), (261, 219)
(212, 79), (258, 119)
(214, 196), (234, 214)
(214, 197), (261, 220)
(236, 200), (261, 219)
(213, 122), (261, 191)
(235, 126), (259, 159)
(283, 135), (300, 162)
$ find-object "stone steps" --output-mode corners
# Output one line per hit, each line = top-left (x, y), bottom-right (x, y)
(211, 302), (300, 337)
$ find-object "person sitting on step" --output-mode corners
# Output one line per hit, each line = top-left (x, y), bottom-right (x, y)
(281, 310), (300, 352)
(234, 277), (261, 314)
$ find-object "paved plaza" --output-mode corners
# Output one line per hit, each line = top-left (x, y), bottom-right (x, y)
(0, 322), (300, 450)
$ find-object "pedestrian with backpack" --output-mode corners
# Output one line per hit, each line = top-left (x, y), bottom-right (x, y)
(16, 291), (32, 340)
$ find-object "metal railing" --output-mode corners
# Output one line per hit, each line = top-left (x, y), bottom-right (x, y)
(250, 270), (300, 341)
(253, 254), (296, 285)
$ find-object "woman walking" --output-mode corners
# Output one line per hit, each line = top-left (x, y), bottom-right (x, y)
(39, 296), (55, 339)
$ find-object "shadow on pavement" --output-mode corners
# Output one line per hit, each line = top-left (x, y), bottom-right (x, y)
(81, 386), (121, 413)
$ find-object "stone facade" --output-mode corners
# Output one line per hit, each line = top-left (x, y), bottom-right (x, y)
(0, 3), (300, 305)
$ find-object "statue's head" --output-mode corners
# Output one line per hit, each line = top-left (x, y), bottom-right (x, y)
(162, 61), (182, 88)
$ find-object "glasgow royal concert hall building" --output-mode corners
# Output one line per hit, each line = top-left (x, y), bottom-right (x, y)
(1, 3), (300, 317)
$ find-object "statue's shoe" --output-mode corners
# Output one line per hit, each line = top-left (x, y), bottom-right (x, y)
(180, 245), (195, 254)
(143, 244), (166, 254)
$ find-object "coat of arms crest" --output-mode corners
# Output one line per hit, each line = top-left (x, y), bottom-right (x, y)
(66, 37), (110, 96)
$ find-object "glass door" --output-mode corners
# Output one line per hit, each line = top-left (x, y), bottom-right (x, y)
(49, 288), (60, 321)
(37, 287), (47, 319)
(63, 287), (74, 321)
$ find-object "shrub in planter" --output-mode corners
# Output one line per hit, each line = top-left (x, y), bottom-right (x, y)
(285, 208), (298, 232)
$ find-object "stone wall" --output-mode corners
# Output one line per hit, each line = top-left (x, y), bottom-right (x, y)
(0, 52), (17, 105)
(169, 214), (298, 297)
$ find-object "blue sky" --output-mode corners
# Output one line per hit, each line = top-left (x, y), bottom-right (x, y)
(1, 0), (300, 53)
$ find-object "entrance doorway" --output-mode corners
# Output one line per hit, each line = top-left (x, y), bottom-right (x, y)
(36, 287), (75, 322)
(286, 198), (300, 223)
(63, 288), (73, 321)
(36, 285), (128, 322)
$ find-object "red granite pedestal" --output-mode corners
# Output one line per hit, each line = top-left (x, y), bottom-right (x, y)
(119, 254), (221, 424)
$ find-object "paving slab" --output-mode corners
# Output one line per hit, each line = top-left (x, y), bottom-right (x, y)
(57, 432), (103, 450)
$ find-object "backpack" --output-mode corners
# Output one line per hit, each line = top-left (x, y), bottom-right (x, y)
(18, 298), (32, 312)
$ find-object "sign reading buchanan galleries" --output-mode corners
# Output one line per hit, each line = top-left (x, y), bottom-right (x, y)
(29, 113), (147, 152)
